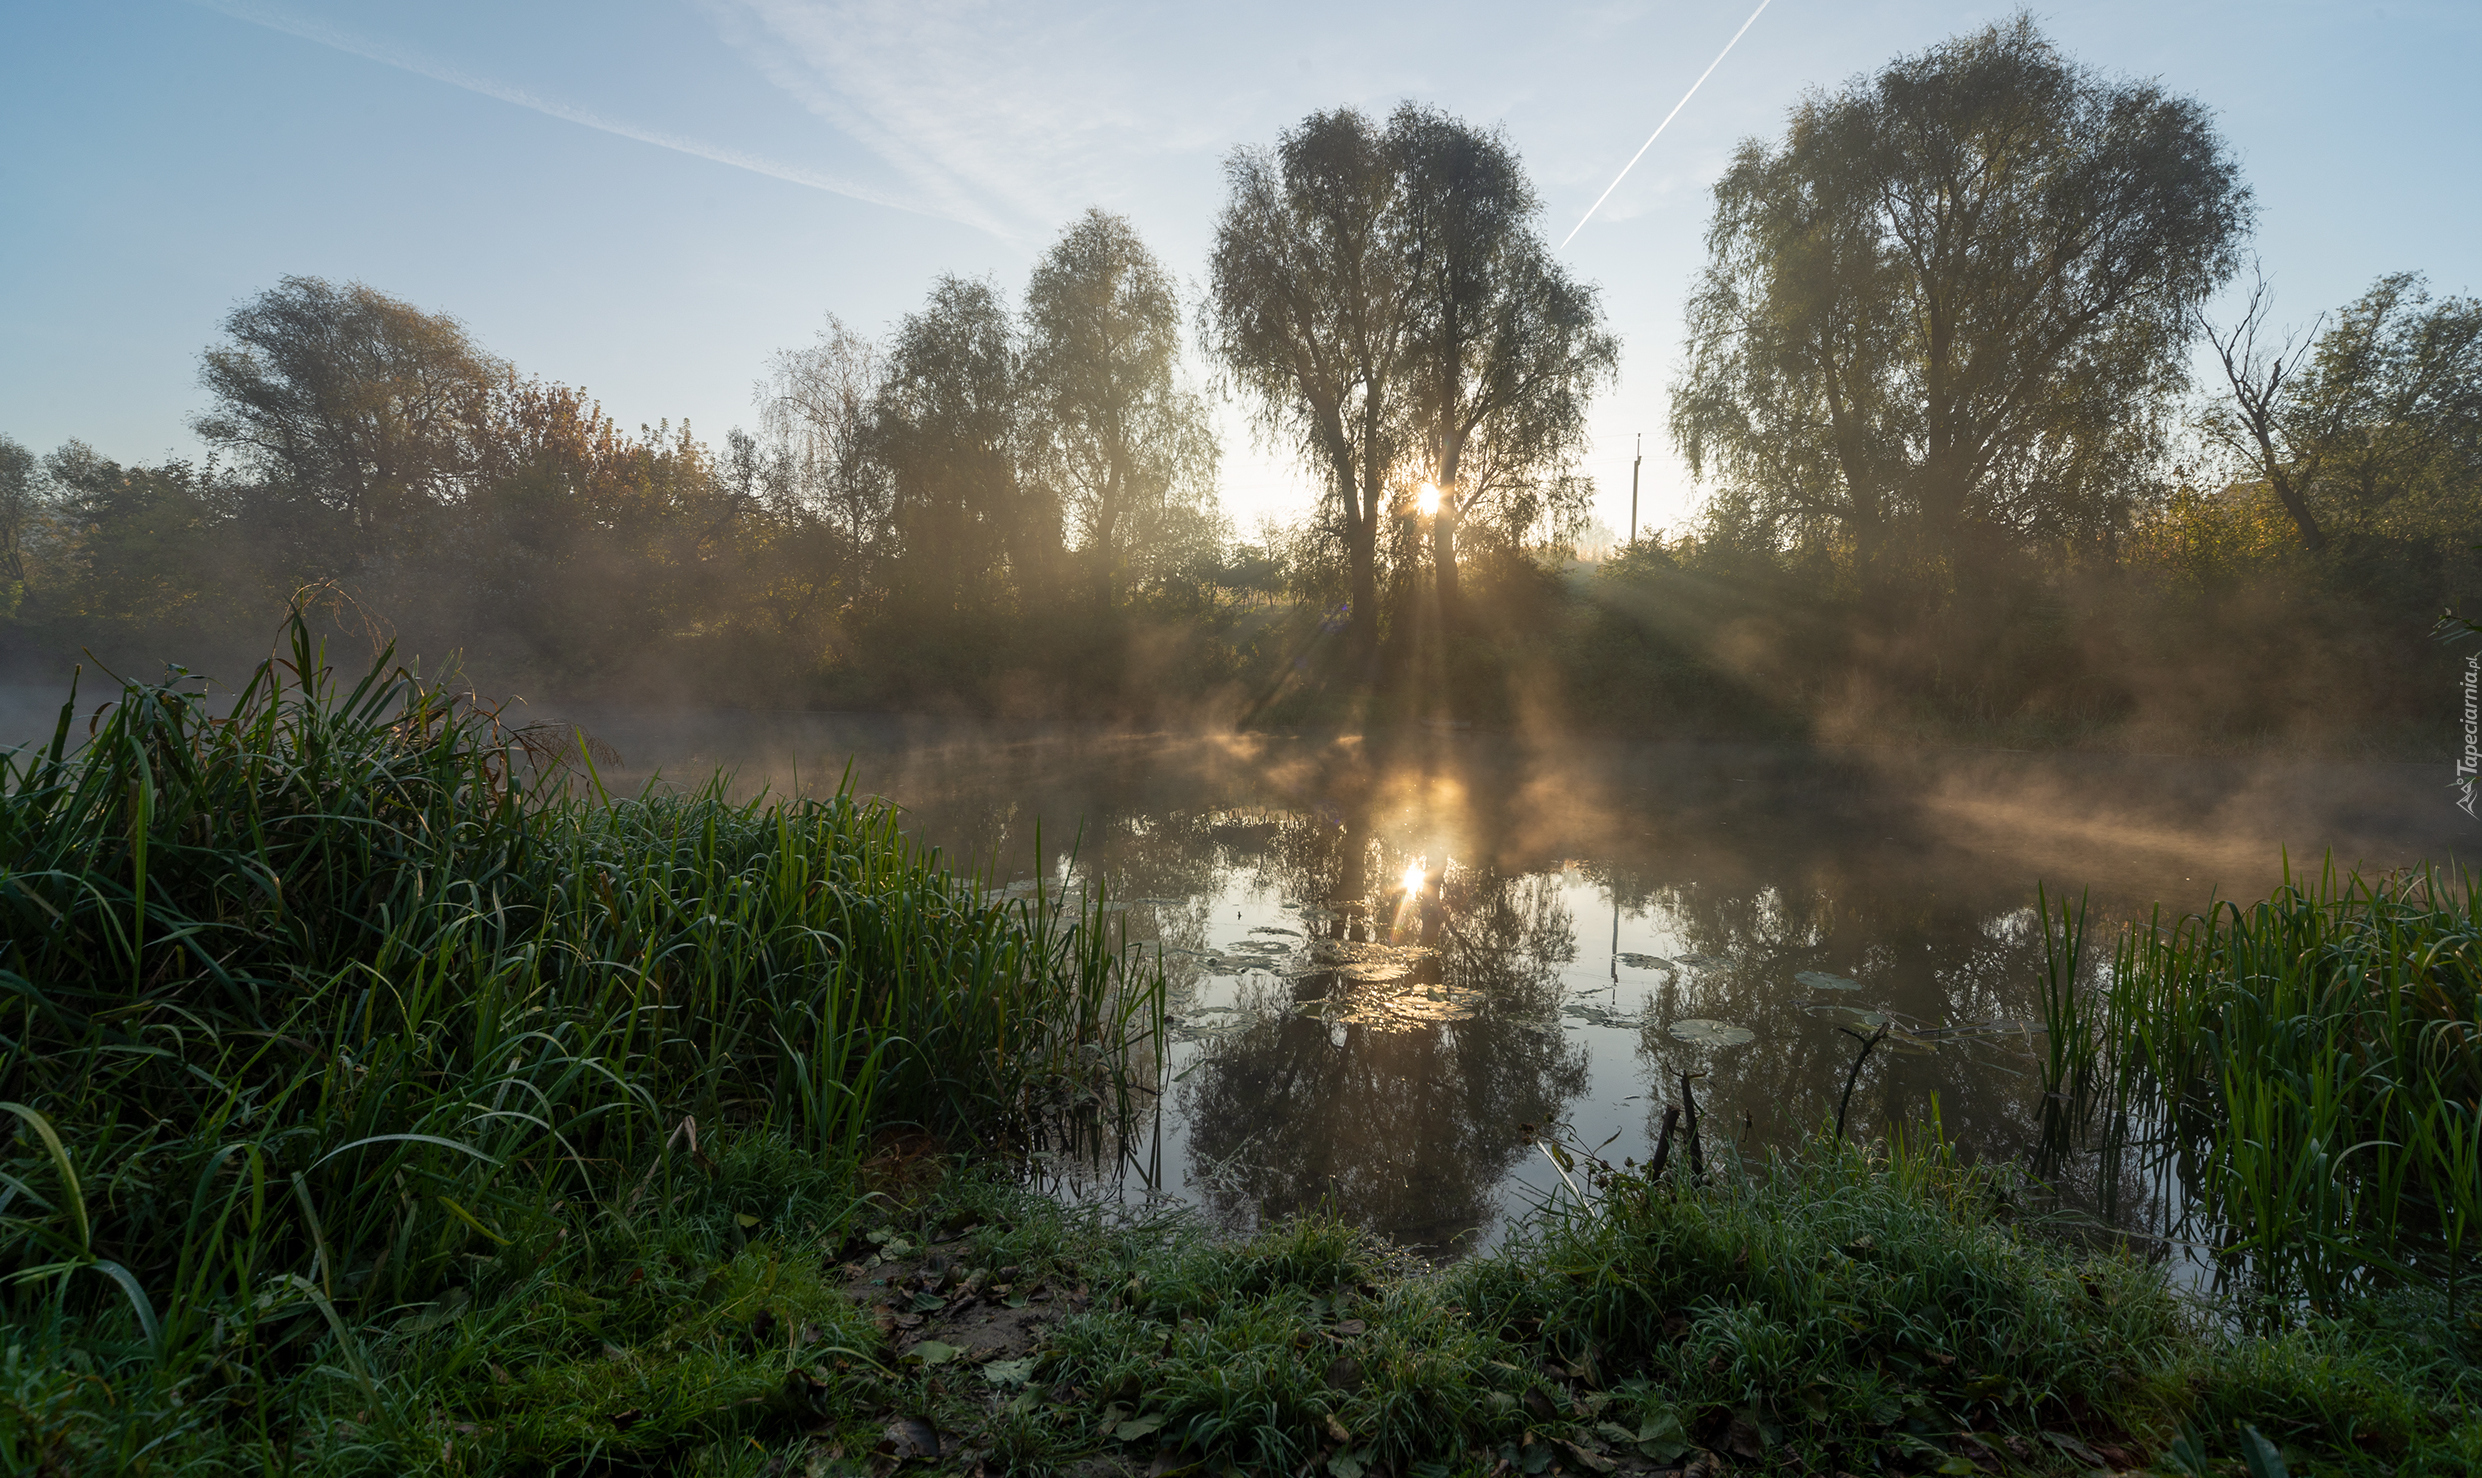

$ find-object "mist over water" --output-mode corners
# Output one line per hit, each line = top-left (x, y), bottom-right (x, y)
(548, 707), (2473, 1253)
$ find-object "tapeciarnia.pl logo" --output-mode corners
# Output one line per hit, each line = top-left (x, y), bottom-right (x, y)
(2460, 652), (2479, 817)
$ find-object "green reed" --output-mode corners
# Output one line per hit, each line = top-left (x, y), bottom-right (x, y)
(2047, 862), (2482, 1329)
(0, 609), (1160, 1426)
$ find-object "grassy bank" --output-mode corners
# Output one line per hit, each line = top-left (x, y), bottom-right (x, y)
(4, 619), (2478, 1475)
(0, 614), (1161, 1472)
(12, 1120), (2473, 1476)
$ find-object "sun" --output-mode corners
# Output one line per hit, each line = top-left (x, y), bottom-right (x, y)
(1401, 857), (1427, 896)
(1415, 481), (1441, 518)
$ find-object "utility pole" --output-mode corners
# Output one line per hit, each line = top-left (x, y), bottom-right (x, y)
(1628, 433), (1643, 547)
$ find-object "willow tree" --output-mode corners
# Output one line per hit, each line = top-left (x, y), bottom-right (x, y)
(1394, 105), (1616, 621)
(194, 276), (503, 561)
(1206, 108), (1410, 661)
(871, 276), (1057, 611)
(1025, 208), (1220, 609)
(1671, 17), (2250, 571)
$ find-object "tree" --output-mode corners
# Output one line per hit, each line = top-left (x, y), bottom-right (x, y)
(40, 442), (235, 626)
(2206, 271), (2482, 553)
(195, 276), (502, 562)
(0, 434), (36, 615)
(1024, 208), (1220, 609)
(757, 314), (893, 583)
(1207, 108), (1411, 662)
(871, 276), (1057, 610)
(1672, 16), (2251, 572)
(1393, 105), (1617, 620)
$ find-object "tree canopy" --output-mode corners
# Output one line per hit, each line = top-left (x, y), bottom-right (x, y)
(1672, 16), (2251, 572)
(195, 277), (504, 557)
(1025, 208), (1221, 608)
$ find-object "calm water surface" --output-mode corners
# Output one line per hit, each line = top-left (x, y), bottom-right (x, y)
(560, 712), (2477, 1253)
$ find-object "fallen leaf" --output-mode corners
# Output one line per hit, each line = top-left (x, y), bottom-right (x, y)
(1328, 1450), (1367, 1478)
(1636, 1411), (1691, 1464)
(882, 1416), (939, 1462)
(1325, 1357), (1363, 1393)
(1115, 1413), (1167, 1443)
(736, 1213), (760, 1229)
(1326, 1413), (1352, 1444)
(910, 1340), (967, 1366)
(982, 1357), (1036, 1386)
(1330, 1318), (1367, 1337)
(1559, 1440), (1617, 1474)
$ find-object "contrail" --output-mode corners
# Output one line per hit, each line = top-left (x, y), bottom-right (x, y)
(1559, 0), (1774, 249)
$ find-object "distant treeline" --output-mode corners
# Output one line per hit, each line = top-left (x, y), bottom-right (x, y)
(3, 14), (2476, 748)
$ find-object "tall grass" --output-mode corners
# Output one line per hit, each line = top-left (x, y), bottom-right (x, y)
(0, 610), (1160, 1452)
(2049, 864), (2482, 1328)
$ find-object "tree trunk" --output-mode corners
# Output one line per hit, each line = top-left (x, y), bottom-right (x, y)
(1347, 504), (1379, 666)
(1434, 437), (1463, 626)
(1094, 499), (1118, 609)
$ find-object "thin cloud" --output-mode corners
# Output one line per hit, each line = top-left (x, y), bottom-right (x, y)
(188, 0), (999, 233)
(700, 0), (1239, 240)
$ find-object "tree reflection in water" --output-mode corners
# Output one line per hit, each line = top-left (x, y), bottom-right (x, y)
(1176, 804), (1588, 1252)
(1615, 873), (2057, 1170)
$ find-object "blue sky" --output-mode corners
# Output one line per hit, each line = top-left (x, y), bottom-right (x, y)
(4, 0), (2476, 537)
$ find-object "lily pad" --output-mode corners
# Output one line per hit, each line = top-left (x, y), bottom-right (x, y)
(1795, 970), (1861, 991)
(1336, 962), (1411, 983)
(1667, 1018), (1757, 1048)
